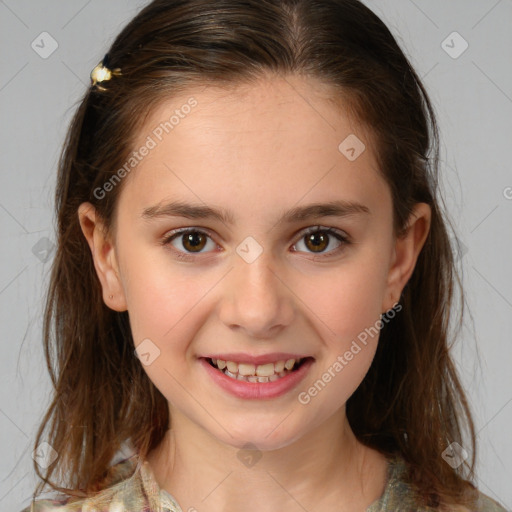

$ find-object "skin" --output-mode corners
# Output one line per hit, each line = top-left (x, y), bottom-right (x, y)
(79, 73), (431, 512)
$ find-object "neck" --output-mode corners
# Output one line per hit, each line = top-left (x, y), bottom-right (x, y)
(146, 407), (389, 512)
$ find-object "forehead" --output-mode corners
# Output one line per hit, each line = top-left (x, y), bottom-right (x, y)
(119, 74), (387, 220)
(135, 73), (370, 153)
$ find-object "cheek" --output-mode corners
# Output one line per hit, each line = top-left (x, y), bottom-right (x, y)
(291, 249), (389, 409)
(295, 267), (385, 415)
(296, 254), (389, 344)
(120, 255), (209, 404)
(116, 239), (195, 347)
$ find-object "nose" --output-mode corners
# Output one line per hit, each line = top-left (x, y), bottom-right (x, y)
(218, 249), (295, 339)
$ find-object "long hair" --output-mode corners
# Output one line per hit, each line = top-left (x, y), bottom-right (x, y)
(31, 0), (477, 508)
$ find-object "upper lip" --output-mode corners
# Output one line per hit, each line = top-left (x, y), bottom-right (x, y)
(201, 353), (312, 365)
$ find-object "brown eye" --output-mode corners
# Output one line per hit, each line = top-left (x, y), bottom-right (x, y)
(292, 227), (349, 256)
(304, 231), (329, 253)
(182, 231), (207, 252)
(163, 228), (216, 255)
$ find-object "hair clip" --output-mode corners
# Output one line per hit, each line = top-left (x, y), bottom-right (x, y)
(90, 53), (122, 91)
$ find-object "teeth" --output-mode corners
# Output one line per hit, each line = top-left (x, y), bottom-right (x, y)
(211, 357), (303, 379)
(226, 361), (238, 373)
(284, 359), (296, 370)
(256, 363), (275, 377)
(274, 360), (285, 373)
(238, 363), (256, 376)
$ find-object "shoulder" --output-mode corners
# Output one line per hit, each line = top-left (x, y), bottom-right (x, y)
(367, 455), (509, 512)
(442, 492), (508, 512)
(18, 497), (84, 512)
(18, 454), (160, 512)
(18, 493), (123, 512)
(18, 501), (70, 512)
(469, 490), (509, 512)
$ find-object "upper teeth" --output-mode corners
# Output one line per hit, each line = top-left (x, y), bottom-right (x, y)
(212, 358), (300, 377)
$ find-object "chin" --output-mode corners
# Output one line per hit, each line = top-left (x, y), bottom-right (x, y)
(209, 419), (306, 453)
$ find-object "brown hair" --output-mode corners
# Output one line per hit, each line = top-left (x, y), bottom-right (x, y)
(31, 0), (478, 508)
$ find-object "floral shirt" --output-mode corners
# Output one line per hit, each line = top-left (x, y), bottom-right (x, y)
(20, 453), (508, 512)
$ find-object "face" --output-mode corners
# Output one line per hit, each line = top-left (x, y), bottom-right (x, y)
(80, 74), (428, 451)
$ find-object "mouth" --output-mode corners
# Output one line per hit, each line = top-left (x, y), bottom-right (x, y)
(205, 356), (312, 383)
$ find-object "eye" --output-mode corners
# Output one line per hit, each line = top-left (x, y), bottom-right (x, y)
(161, 228), (218, 257)
(161, 225), (350, 260)
(291, 226), (349, 257)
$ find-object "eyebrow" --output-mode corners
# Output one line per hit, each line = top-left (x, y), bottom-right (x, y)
(141, 199), (370, 225)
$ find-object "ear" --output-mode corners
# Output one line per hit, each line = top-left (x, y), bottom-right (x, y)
(382, 202), (431, 313)
(77, 202), (128, 312)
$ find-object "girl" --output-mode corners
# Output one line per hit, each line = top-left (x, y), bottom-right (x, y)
(21, 0), (507, 511)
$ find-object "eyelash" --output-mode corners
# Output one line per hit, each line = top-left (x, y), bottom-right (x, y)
(160, 226), (350, 261)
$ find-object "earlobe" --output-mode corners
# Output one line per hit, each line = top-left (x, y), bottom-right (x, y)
(77, 202), (128, 311)
(382, 203), (431, 313)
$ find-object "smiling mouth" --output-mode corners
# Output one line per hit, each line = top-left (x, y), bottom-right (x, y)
(206, 357), (311, 383)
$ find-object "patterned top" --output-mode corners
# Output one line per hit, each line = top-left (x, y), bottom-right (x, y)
(20, 453), (508, 512)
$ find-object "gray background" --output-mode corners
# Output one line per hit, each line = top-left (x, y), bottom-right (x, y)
(1, 1), (511, 510)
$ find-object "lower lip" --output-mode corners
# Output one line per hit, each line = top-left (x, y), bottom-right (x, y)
(200, 357), (314, 400)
